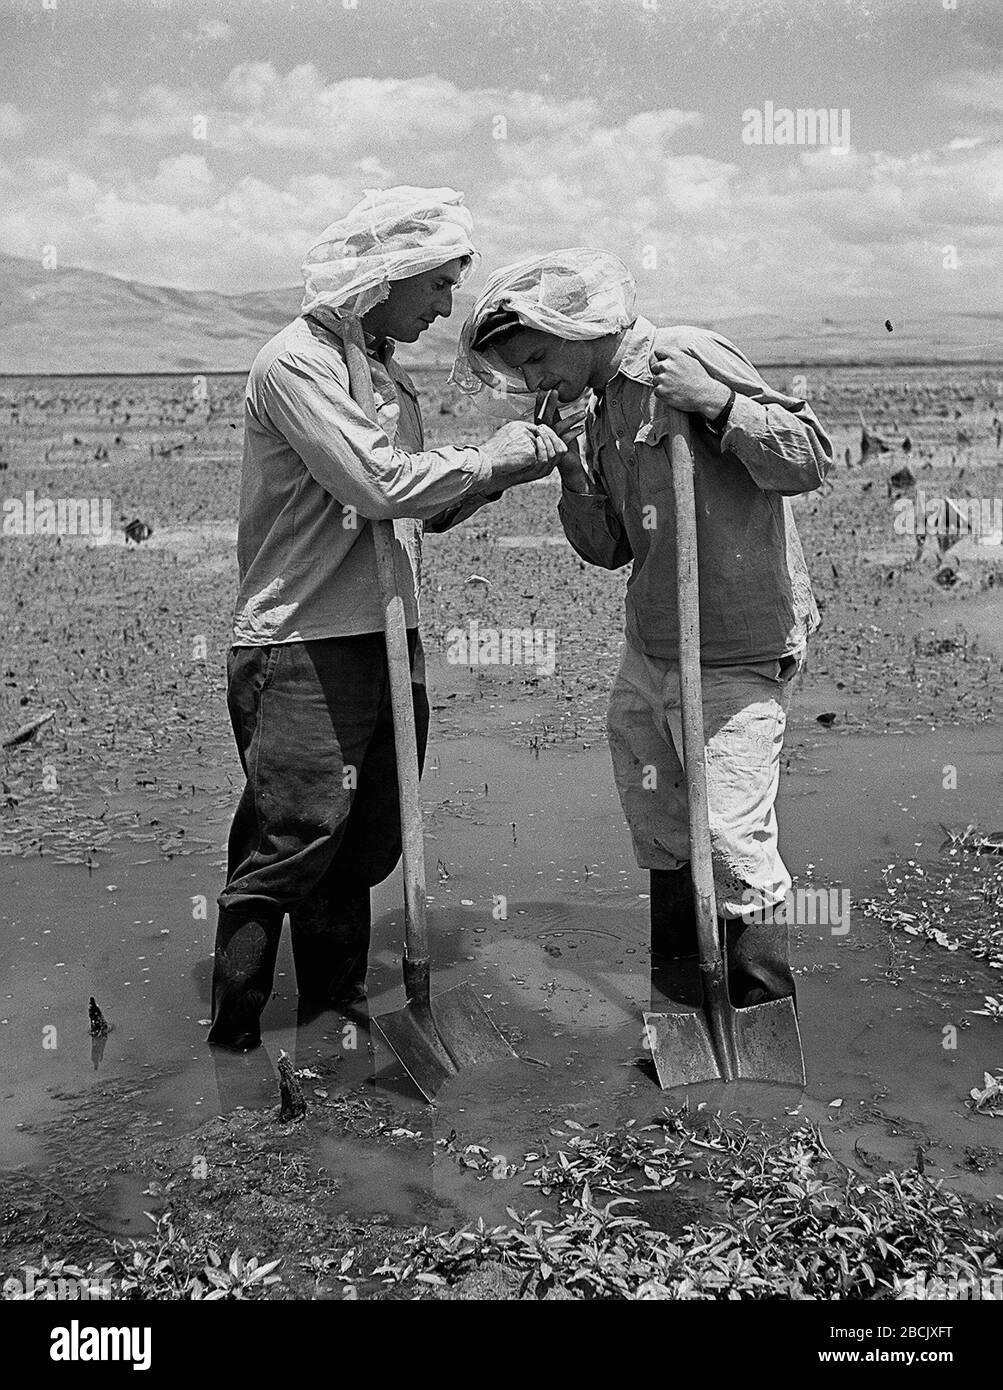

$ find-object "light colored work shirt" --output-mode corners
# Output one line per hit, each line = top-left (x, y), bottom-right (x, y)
(557, 316), (833, 666)
(233, 314), (493, 646)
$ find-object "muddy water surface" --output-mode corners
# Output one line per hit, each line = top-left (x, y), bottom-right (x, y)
(3, 712), (1001, 1232)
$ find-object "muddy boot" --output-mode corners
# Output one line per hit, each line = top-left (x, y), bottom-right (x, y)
(208, 907), (283, 1051)
(649, 867), (702, 1008)
(289, 878), (371, 1021)
(724, 917), (797, 1012)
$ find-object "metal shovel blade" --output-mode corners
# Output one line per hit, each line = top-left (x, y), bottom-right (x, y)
(643, 993), (806, 1090)
(643, 1006), (721, 1089)
(427, 983), (516, 1069)
(373, 983), (515, 1103)
(372, 1001), (457, 1103)
(732, 996), (805, 1086)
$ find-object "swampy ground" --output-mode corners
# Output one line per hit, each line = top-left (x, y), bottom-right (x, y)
(0, 362), (1001, 1299)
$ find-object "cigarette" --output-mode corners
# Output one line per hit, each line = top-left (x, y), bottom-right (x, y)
(534, 388), (559, 426)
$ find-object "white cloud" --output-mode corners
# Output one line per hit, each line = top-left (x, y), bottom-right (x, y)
(144, 154), (218, 206)
(0, 66), (998, 318)
(87, 66), (600, 158)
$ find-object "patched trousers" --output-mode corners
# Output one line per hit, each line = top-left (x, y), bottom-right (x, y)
(608, 638), (804, 920)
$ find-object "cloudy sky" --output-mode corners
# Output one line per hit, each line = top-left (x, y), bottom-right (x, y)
(1, 0), (1000, 325)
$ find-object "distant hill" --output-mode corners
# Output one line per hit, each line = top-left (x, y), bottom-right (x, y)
(0, 252), (298, 373)
(0, 253), (476, 374)
(695, 309), (1003, 367)
(0, 252), (999, 373)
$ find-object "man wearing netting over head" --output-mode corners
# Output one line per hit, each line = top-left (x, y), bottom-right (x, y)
(209, 189), (567, 1050)
(452, 249), (833, 1011)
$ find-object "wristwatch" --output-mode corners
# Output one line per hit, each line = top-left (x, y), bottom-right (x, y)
(706, 387), (736, 435)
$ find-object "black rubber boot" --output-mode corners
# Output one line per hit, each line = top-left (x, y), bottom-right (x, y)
(208, 907), (283, 1051)
(649, 866), (697, 957)
(649, 867), (702, 1008)
(724, 916), (797, 1012)
(289, 878), (372, 1020)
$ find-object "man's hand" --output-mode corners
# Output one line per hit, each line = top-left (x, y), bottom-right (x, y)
(480, 420), (566, 489)
(534, 389), (592, 494)
(550, 419), (591, 494)
(556, 442), (591, 493)
(651, 346), (732, 419)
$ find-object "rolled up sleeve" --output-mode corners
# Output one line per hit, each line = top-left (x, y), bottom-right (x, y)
(259, 353), (493, 521)
(685, 331), (834, 496)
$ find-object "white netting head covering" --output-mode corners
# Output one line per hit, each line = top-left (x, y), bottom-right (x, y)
(450, 248), (636, 400)
(301, 186), (477, 328)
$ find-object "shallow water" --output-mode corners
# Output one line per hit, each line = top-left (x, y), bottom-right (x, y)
(2, 717), (1002, 1229)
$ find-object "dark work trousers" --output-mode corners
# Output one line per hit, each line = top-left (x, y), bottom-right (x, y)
(208, 630), (429, 1048)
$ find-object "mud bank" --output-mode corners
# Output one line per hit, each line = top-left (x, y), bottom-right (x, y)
(1, 366), (1001, 1296)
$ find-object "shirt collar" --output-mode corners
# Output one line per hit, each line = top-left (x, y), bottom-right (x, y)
(364, 332), (396, 366)
(607, 316), (657, 389)
(303, 313), (396, 365)
(601, 315), (676, 449)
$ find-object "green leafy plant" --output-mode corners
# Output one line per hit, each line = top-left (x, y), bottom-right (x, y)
(372, 1112), (1001, 1301)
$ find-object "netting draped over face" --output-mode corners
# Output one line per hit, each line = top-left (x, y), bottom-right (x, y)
(450, 248), (637, 400)
(300, 186), (477, 329)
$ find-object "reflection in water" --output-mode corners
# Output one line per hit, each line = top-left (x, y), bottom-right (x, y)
(209, 1042), (277, 1114)
(2, 726), (1002, 1220)
(209, 1000), (377, 1116)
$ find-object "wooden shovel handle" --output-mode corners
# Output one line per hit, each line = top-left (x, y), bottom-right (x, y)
(666, 408), (722, 972)
(341, 319), (431, 991)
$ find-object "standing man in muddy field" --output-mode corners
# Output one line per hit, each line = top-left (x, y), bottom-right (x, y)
(453, 250), (833, 1010)
(209, 188), (567, 1051)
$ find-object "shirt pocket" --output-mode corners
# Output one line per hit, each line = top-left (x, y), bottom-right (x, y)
(633, 439), (675, 525)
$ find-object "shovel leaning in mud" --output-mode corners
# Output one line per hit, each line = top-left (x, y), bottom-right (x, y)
(341, 318), (515, 1102)
(643, 407), (806, 1089)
